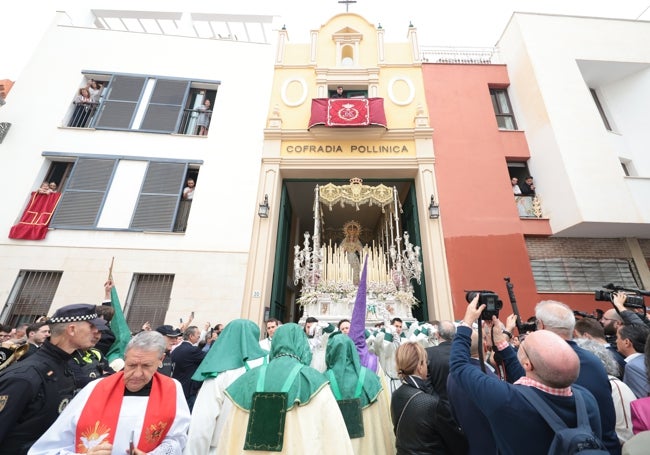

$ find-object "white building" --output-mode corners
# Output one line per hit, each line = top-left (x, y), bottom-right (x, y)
(492, 13), (650, 312)
(0, 7), (276, 329)
(499, 13), (650, 236)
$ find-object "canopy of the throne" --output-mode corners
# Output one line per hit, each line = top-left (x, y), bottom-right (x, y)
(319, 177), (394, 212)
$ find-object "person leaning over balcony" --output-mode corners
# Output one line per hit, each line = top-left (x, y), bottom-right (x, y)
(331, 86), (346, 98)
(69, 87), (93, 127)
(183, 179), (195, 200)
(197, 98), (211, 136)
(37, 182), (52, 195)
(511, 177), (522, 195)
(86, 79), (103, 103)
(518, 176), (535, 196)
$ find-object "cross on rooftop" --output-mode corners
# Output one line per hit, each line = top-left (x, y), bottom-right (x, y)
(338, 0), (357, 13)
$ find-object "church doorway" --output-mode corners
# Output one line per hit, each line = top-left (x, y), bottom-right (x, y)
(269, 177), (429, 324)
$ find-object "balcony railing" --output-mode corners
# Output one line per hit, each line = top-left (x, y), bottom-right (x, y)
(178, 108), (212, 136)
(68, 102), (100, 128)
(308, 98), (387, 129)
(66, 103), (211, 136)
(420, 46), (501, 64)
(515, 195), (543, 218)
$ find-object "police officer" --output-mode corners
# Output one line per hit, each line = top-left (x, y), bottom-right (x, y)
(0, 304), (105, 454)
(155, 324), (182, 376)
(69, 321), (114, 394)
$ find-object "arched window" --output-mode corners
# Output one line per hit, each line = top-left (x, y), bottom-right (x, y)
(341, 45), (354, 66)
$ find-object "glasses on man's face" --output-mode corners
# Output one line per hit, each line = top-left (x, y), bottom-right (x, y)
(519, 342), (535, 370)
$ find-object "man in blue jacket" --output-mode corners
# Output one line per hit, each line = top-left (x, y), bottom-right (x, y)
(449, 296), (603, 455)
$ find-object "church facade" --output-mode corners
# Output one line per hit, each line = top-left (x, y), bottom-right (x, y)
(1, 7), (649, 329)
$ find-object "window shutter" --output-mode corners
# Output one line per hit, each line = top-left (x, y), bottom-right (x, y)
(130, 162), (187, 231)
(51, 158), (116, 228)
(531, 258), (640, 292)
(124, 274), (174, 331)
(95, 76), (146, 129)
(140, 79), (188, 132)
(3, 270), (62, 327)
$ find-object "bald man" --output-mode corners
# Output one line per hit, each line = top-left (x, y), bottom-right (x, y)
(449, 296), (603, 455)
(602, 308), (624, 346)
(535, 300), (621, 454)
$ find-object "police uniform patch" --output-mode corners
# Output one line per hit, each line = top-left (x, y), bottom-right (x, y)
(0, 395), (8, 412)
(58, 397), (70, 414)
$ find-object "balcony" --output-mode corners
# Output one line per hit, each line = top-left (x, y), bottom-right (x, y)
(515, 195), (543, 218)
(65, 102), (211, 137)
(308, 98), (387, 129)
(420, 46), (501, 64)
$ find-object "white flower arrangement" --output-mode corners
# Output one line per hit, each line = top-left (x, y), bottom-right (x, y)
(297, 280), (419, 309)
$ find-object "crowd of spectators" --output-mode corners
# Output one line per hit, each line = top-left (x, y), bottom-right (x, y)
(2, 282), (650, 454)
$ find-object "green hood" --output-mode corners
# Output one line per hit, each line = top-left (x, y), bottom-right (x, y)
(192, 319), (268, 381)
(226, 323), (328, 411)
(325, 332), (382, 408)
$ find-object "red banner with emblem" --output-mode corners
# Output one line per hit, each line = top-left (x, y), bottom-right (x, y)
(309, 98), (387, 128)
(8, 192), (61, 240)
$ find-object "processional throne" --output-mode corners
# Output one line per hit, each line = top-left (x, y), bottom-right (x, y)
(294, 178), (422, 326)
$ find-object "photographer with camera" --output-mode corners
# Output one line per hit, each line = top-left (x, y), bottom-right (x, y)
(449, 294), (605, 455)
(446, 326), (499, 455)
(609, 291), (650, 330)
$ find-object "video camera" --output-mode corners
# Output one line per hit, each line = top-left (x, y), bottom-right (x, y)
(465, 290), (503, 320)
(594, 283), (646, 310)
(573, 310), (596, 319)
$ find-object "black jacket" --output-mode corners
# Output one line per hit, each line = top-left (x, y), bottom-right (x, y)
(391, 376), (468, 455)
(0, 341), (76, 454)
(69, 348), (114, 392)
(171, 341), (206, 399)
(93, 327), (116, 357)
(426, 341), (452, 401)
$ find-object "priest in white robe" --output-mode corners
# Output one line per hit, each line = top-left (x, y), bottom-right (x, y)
(29, 331), (190, 455)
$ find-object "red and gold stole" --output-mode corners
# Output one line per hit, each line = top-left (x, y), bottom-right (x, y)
(75, 372), (176, 453)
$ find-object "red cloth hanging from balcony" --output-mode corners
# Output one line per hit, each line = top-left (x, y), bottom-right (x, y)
(8, 192), (61, 240)
(309, 98), (387, 128)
